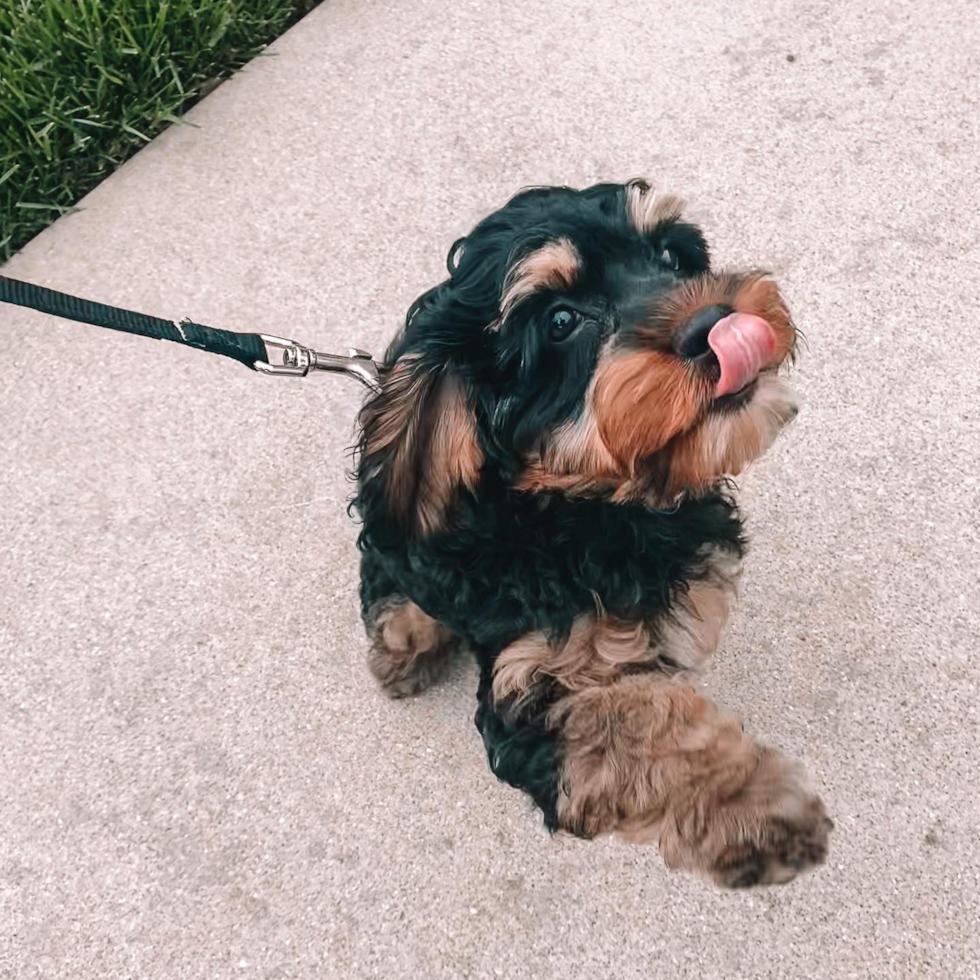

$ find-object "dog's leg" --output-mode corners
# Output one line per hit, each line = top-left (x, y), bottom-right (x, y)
(364, 596), (456, 698)
(549, 675), (832, 887)
(359, 550), (456, 698)
(656, 574), (735, 670)
(475, 664), (563, 829)
(480, 666), (830, 886)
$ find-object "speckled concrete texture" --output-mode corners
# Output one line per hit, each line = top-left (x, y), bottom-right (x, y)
(1, 0), (978, 977)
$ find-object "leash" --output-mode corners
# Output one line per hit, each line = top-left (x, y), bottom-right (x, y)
(0, 274), (381, 391)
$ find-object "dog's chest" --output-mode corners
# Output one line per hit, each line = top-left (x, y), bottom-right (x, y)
(400, 491), (745, 648)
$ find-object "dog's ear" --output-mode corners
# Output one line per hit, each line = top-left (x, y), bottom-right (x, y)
(357, 354), (482, 537)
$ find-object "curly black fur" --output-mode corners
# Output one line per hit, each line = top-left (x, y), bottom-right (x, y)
(353, 181), (747, 831)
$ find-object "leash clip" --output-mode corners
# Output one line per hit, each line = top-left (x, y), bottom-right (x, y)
(256, 334), (380, 391)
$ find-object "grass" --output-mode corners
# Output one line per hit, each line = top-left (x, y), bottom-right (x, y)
(0, 0), (317, 261)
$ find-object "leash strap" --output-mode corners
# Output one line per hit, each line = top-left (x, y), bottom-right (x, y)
(0, 274), (380, 388)
(0, 274), (267, 369)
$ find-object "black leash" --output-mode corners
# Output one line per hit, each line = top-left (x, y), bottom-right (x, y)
(0, 274), (380, 390)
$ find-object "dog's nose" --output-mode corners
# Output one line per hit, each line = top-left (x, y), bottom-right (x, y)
(673, 304), (733, 359)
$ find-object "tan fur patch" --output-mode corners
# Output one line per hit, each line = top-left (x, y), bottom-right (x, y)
(361, 357), (482, 535)
(515, 411), (621, 495)
(417, 373), (483, 534)
(683, 581), (731, 662)
(513, 466), (622, 498)
(626, 181), (686, 232)
(542, 413), (618, 475)
(376, 600), (448, 655)
(493, 550), (737, 703)
(363, 354), (428, 459)
(497, 238), (581, 323)
(550, 676), (749, 841)
(664, 378), (798, 497)
(657, 562), (739, 670)
(549, 675), (831, 885)
(367, 599), (455, 698)
(592, 350), (710, 471)
(492, 618), (652, 706)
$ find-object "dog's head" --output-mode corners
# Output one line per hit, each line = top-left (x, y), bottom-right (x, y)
(356, 180), (798, 537)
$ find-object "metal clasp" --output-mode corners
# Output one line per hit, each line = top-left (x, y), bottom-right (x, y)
(256, 334), (380, 391)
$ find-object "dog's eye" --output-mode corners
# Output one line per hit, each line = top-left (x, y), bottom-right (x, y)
(661, 247), (679, 270)
(549, 307), (581, 342)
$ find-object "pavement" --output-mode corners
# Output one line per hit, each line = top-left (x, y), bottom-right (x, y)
(1, 0), (978, 977)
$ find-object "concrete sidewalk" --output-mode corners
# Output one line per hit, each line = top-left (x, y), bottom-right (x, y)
(1, 0), (977, 976)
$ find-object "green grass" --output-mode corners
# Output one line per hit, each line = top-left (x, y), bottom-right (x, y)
(0, 0), (316, 261)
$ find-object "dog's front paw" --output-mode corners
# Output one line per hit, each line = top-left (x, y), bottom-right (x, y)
(367, 599), (455, 698)
(711, 792), (833, 888)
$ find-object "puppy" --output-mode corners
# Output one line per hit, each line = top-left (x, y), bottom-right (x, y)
(353, 180), (832, 888)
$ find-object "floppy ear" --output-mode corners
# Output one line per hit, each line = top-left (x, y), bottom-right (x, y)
(356, 353), (483, 536)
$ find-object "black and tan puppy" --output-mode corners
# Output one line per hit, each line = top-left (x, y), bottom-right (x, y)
(353, 180), (832, 888)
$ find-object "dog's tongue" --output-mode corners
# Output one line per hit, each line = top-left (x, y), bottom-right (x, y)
(707, 313), (776, 396)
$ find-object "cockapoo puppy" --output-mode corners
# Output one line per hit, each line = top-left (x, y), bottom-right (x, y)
(353, 180), (832, 888)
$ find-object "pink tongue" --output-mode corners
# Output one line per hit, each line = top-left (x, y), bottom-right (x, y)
(707, 313), (776, 396)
